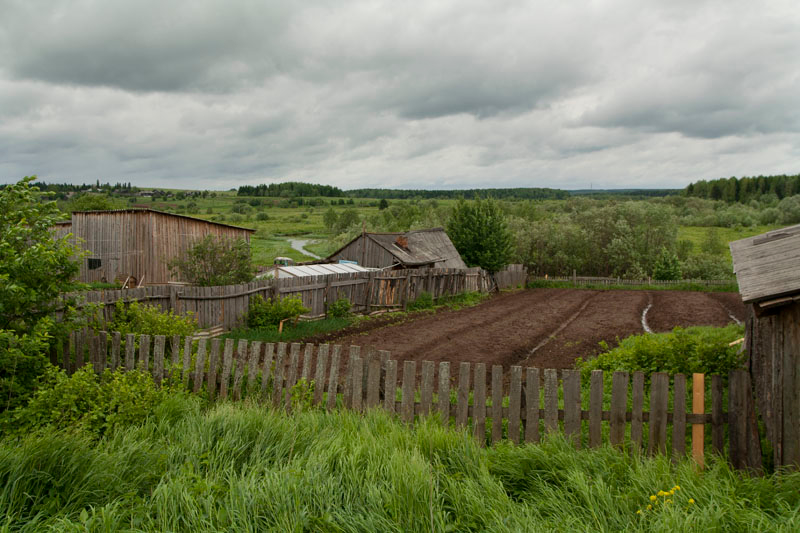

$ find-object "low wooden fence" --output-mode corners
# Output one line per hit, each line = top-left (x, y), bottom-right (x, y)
(530, 274), (734, 288)
(66, 265), (525, 330)
(56, 330), (760, 470)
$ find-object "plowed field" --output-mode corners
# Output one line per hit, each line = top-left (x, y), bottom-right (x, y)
(318, 288), (745, 370)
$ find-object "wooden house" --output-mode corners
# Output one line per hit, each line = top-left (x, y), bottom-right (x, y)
(730, 223), (800, 468)
(325, 228), (467, 270)
(56, 209), (255, 285)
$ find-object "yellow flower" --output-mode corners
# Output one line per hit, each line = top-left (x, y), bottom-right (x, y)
(669, 489), (675, 495)
(666, 499), (673, 504)
(647, 505), (652, 510)
(688, 499), (695, 504)
(636, 510), (642, 515)
(650, 495), (657, 502)
(674, 485), (681, 491)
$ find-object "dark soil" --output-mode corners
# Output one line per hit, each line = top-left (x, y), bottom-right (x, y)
(312, 288), (745, 371)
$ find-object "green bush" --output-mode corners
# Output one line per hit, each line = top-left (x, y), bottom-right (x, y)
(407, 291), (435, 311)
(577, 324), (745, 379)
(0, 322), (52, 413)
(246, 295), (310, 328)
(4, 366), (186, 438)
(106, 300), (198, 338)
(327, 297), (351, 318)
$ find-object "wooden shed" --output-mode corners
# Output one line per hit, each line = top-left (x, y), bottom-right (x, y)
(325, 228), (467, 270)
(58, 209), (255, 285)
(730, 223), (800, 468)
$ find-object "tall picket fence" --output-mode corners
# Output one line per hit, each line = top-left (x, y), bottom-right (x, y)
(65, 265), (527, 330)
(56, 330), (760, 471)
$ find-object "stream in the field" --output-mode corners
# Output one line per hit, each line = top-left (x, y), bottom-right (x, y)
(288, 239), (321, 259)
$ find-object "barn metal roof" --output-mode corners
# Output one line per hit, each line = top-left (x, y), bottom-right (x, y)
(72, 208), (256, 233)
(730, 223), (800, 303)
(260, 262), (373, 278)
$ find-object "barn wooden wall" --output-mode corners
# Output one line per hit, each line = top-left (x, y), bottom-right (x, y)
(747, 301), (800, 468)
(70, 211), (252, 285)
(328, 236), (397, 269)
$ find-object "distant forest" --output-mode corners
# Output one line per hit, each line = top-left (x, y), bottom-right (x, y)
(342, 187), (570, 200)
(684, 174), (800, 203)
(237, 182), (344, 197)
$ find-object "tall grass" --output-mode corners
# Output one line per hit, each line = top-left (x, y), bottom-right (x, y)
(1, 398), (798, 531)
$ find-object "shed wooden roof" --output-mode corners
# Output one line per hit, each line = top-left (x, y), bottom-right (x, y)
(730, 223), (800, 303)
(329, 228), (467, 268)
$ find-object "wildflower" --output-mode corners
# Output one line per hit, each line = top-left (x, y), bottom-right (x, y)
(674, 485), (681, 491)
(688, 499), (695, 505)
(666, 499), (673, 504)
(636, 510), (642, 515)
(650, 495), (657, 502)
(647, 505), (652, 511)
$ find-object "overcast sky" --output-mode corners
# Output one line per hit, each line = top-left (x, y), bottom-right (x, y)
(1, 0), (798, 191)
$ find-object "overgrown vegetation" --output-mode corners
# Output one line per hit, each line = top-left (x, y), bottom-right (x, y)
(246, 295), (310, 329)
(1, 403), (798, 531)
(105, 300), (198, 339)
(168, 235), (253, 286)
(577, 324), (746, 379)
(447, 197), (513, 273)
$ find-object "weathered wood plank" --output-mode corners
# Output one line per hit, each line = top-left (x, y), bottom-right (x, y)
(420, 361), (435, 416)
(508, 366), (522, 445)
(672, 374), (687, 459)
(648, 373), (669, 456)
(219, 339), (234, 400)
(325, 345), (341, 410)
(138, 334), (150, 372)
(284, 343), (301, 411)
(207, 338), (221, 400)
(232, 340), (247, 401)
(97, 331), (107, 371)
(343, 346), (359, 409)
(351, 354), (363, 413)
(193, 339), (207, 394)
(491, 365), (503, 444)
(260, 343), (275, 398)
(589, 370), (603, 448)
(301, 344), (314, 382)
(401, 361), (416, 423)
(366, 356), (381, 408)
(456, 362), (470, 428)
(524, 368), (540, 443)
(111, 332), (121, 371)
(544, 369), (559, 433)
(246, 341), (261, 397)
(631, 371), (645, 451)
(152, 335), (165, 384)
(438, 362), (450, 423)
(182, 336), (193, 389)
(171, 334), (181, 369)
(563, 369), (581, 448)
(384, 358), (398, 413)
(313, 344), (329, 406)
(473, 363), (486, 445)
(272, 343), (287, 408)
(610, 371), (628, 448)
(712, 374), (724, 455)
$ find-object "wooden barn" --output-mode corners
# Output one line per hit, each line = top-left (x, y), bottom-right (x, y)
(325, 228), (467, 270)
(56, 209), (255, 285)
(730, 223), (800, 468)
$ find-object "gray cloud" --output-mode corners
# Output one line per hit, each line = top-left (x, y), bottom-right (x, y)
(0, 0), (798, 189)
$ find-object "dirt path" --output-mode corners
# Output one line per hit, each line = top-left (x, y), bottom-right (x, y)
(317, 288), (745, 371)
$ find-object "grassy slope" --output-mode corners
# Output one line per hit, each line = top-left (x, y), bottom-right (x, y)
(1, 401), (798, 532)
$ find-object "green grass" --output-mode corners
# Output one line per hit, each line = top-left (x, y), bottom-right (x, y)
(678, 224), (784, 262)
(527, 280), (740, 292)
(224, 317), (355, 344)
(1, 401), (798, 531)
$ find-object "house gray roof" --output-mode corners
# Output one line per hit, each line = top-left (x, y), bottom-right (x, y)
(730, 223), (800, 304)
(327, 228), (467, 269)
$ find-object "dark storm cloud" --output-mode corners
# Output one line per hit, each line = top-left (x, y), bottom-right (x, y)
(0, 0), (798, 189)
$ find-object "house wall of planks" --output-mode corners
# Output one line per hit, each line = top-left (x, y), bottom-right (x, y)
(60, 330), (759, 470)
(65, 265), (529, 330)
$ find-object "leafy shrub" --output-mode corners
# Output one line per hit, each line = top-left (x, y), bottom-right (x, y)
(246, 295), (310, 328)
(106, 300), (197, 338)
(4, 366), (185, 438)
(328, 298), (352, 318)
(577, 324), (745, 379)
(168, 235), (253, 286)
(407, 291), (435, 311)
(0, 323), (52, 413)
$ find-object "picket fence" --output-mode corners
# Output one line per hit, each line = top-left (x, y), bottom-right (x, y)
(56, 330), (758, 470)
(67, 266), (527, 330)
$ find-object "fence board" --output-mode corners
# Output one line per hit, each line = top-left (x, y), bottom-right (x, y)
(261, 343), (275, 398)
(473, 363), (487, 445)
(712, 374), (724, 454)
(491, 365), (503, 444)
(219, 339), (234, 400)
(182, 336), (193, 388)
(420, 361), (435, 416)
(508, 366), (522, 445)
(138, 334), (150, 371)
(366, 357), (381, 408)
(344, 347), (359, 409)
(247, 341), (261, 396)
(351, 354), (363, 413)
(207, 339), (221, 400)
(589, 370), (603, 447)
(384, 359), (397, 413)
(672, 374), (687, 459)
(171, 335), (181, 368)
(631, 372), (645, 451)
(284, 343), (301, 410)
(525, 368), (540, 443)
(272, 343), (287, 408)
(692, 373), (705, 468)
(325, 345), (341, 410)
(610, 372), (628, 447)
(301, 344), (314, 382)
(194, 339), (207, 393)
(98, 331), (108, 371)
(313, 345), (329, 406)
(153, 335), (165, 384)
(544, 369), (558, 433)
(438, 362), (451, 422)
(563, 369), (581, 448)
(648, 373), (669, 456)
(111, 332), (121, 370)
(401, 361), (416, 423)
(232, 340), (247, 401)
(456, 362), (471, 428)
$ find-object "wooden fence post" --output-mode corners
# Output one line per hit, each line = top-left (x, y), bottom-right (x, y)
(692, 373), (705, 468)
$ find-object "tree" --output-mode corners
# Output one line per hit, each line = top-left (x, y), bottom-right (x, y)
(378, 198), (389, 210)
(67, 193), (113, 212)
(446, 197), (512, 273)
(168, 236), (253, 286)
(1, 177), (84, 411)
(652, 247), (681, 280)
